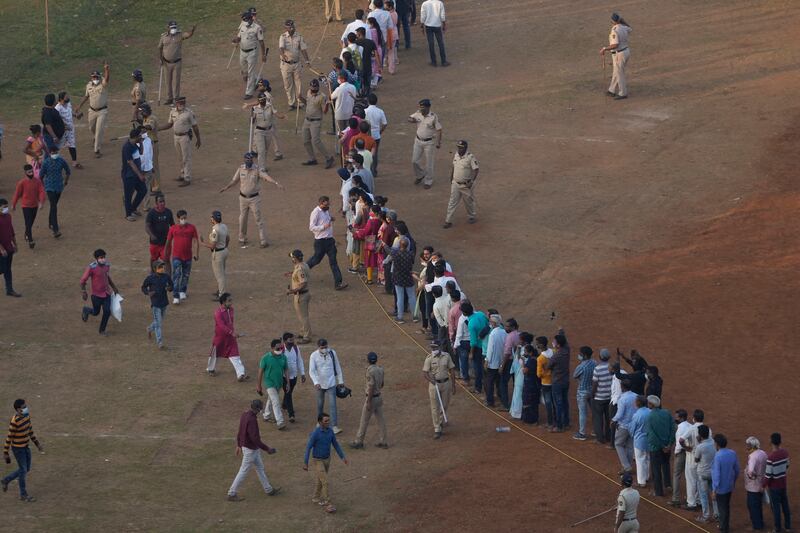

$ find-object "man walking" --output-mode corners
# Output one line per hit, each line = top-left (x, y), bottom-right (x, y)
(646, 395), (674, 497)
(219, 152), (283, 249)
(301, 79), (335, 168)
(233, 11), (266, 100)
(288, 249), (312, 342)
(443, 140), (479, 228)
(303, 413), (348, 512)
(39, 145), (70, 238)
(55, 91), (82, 169)
(164, 210), (199, 304)
(80, 249), (119, 335)
(158, 21), (196, 105)
(712, 434), (740, 533)
(764, 432), (792, 532)
(12, 165), (45, 249)
(258, 339), (289, 430)
(207, 293), (249, 381)
(307, 196), (349, 291)
(309, 339), (345, 434)
(422, 342), (456, 439)
(408, 99), (442, 189)
(145, 194), (174, 264)
(75, 64), (110, 157)
(121, 128), (148, 222)
(160, 96), (201, 187)
(281, 332), (305, 423)
(249, 92), (285, 171)
(350, 352), (388, 449)
(141, 259), (173, 350)
(419, 0), (448, 66)
(227, 399), (280, 501)
(0, 198), (21, 298)
(615, 472), (640, 533)
(279, 20), (311, 109)
(2, 399), (43, 502)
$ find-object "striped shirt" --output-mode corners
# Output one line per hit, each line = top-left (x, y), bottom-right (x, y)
(573, 359), (596, 393)
(764, 448), (789, 490)
(3, 413), (38, 452)
(592, 362), (613, 401)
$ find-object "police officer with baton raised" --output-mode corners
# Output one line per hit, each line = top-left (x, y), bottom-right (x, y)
(422, 341), (456, 440)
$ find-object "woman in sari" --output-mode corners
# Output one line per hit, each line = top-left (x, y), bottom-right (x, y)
(521, 342), (541, 424)
(367, 17), (384, 87)
(510, 345), (526, 419)
(23, 125), (45, 178)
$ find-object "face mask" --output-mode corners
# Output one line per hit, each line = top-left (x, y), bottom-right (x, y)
(92, 79), (100, 85)
(21, 407), (29, 416)
(97, 258), (107, 265)
(321, 205), (329, 211)
(1, 207), (9, 215)
(320, 348), (329, 355)
(64, 98), (70, 104)
(26, 172), (34, 178)
(141, 132), (148, 139)
(51, 154), (60, 159)
(285, 341), (294, 348)
(170, 28), (178, 35)
(179, 219), (187, 225)
(274, 350), (284, 356)
(244, 161), (253, 168)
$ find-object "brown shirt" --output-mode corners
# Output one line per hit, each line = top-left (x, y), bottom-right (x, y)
(423, 352), (454, 380)
(169, 107), (197, 135)
(305, 92), (327, 120)
(365, 364), (384, 395)
(159, 32), (185, 62)
(85, 81), (109, 110)
(291, 262), (310, 291)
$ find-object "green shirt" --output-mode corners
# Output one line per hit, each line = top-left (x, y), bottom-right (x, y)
(259, 352), (288, 389)
(646, 407), (675, 452)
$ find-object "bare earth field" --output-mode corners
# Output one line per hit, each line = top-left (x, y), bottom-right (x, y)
(1, 1), (799, 531)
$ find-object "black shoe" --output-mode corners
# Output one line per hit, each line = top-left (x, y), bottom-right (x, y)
(6, 290), (21, 298)
(429, 62), (438, 67)
(335, 282), (349, 291)
(614, 95), (628, 100)
(441, 61), (451, 67)
(442, 222), (452, 229)
(243, 94), (254, 101)
(82, 308), (89, 322)
(324, 157), (335, 169)
(606, 91), (616, 97)
(302, 160), (318, 166)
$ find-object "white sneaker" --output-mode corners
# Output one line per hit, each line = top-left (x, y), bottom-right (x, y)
(172, 297), (180, 305)
(179, 292), (187, 300)
(333, 426), (342, 435)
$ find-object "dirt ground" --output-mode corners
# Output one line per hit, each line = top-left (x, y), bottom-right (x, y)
(1, 0), (799, 531)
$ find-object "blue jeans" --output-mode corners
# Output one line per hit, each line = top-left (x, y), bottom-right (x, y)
(394, 285), (415, 320)
(171, 258), (192, 294)
(2, 446), (31, 497)
(769, 488), (791, 531)
(457, 341), (470, 380)
(541, 385), (554, 426)
(399, 8), (411, 48)
(576, 390), (591, 434)
(148, 306), (166, 345)
(471, 346), (484, 392)
(551, 381), (569, 429)
(316, 387), (338, 427)
(698, 475), (719, 519)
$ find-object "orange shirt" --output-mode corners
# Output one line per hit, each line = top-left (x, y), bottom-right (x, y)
(12, 177), (46, 209)
(350, 132), (376, 152)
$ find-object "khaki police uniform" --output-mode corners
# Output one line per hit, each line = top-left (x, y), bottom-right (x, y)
(608, 23), (631, 97)
(143, 115), (160, 191)
(616, 486), (640, 533)
(422, 351), (455, 434)
(445, 151), (480, 223)
(292, 262), (312, 340)
(229, 165), (268, 246)
(159, 31), (186, 101)
(169, 106), (197, 181)
(354, 363), (387, 445)
(279, 32), (308, 107)
(209, 222), (229, 296)
(409, 111), (442, 186)
(325, 0), (342, 21)
(85, 80), (109, 154)
(302, 91), (331, 162)
(238, 22), (264, 97)
(130, 81), (147, 122)
(251, 103), (281, 171)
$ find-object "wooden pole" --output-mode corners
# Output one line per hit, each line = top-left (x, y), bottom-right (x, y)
(45, 0), (51, 56)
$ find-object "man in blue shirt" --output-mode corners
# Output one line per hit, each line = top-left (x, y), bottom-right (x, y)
(629, 395), (651, 486)
(712, 433), (740, 533)
(303, 413), (348, 512)
(612, 379), (637, 473)
(460, 301), (489, 395)
(121, 128), (148, 221)
(483, 313), (506, 408)
(39, 145), (70, 238)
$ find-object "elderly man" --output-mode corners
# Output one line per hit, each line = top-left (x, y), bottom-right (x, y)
(629, 395), (651, 487)
(483, 313), (507, 409)
(744, 436), (767, 530)
(646, 395), (675, 497)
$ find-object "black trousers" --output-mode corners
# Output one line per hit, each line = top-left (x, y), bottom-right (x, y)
(84, 294), (111, 333)
(425, 26), (447, 64)
(717, 491), (732, 533)
(46, 191), (61, 232)
(399, 9), (411, 48)
(499, 359), (512, 408)
(0, 251), (14, 293)
(650, 449), (671, 496)
(122, 176), (147, 217)
(609, 403), (618, 444)
(484, 368), (499, 406)
(21, 207), (37, 242)
(360, 68), (372, 96)
(306, 237), (343, 286)
(282, 377), (298, 418)
(591, 399), (612, 443)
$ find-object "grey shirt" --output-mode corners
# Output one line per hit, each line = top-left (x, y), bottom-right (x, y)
(696, 440), (715, 479)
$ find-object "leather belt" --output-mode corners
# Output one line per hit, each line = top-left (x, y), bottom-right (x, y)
(241, 48), (255, 53)
(622, 518), (637, 522)
(295, 289), (309, 294)
(611, 47), (628, 54)
(416, 135), (433, 142)
(455, 180), (473, 186)
(90, 106), (108, 112)
(368, 393), (381, 397)
(240, 192), (259, 199)
(435, 378), (449, 384)
(213, 247), (227, 252)
(163, 58), (182, 64)
(282, 59), (298, 64)
(255, 125), (272, 131)
(306, 117), (321, 121)
(174, 131), (190, 136)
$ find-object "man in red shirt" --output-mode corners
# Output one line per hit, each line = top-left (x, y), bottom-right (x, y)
(350, 120), (376, 155)
(163, 209), (199, 305)
(0, 198), (21, 297)
(80, 249), (119, 335)
(764, 432), (792, 532)
(227, 399), (281, 501)
(11, 165), (45, 249)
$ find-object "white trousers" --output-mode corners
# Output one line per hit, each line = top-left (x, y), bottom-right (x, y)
(207, 352), (245, 378)
(685, 459), (700, 506)
(634, 447), (650, 485)
(263, 387), (285, 426)
(227, 447), (273, 496)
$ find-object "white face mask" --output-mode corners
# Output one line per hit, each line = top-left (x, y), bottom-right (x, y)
(170, 28), (178, 35)
(21, 407), (29, 416)
(178, 219), (187, 226)
(141, 132), (148, 139)
(1, 207), (9, 215)
(51, 154), (60, 159)
(92, 79), (100, 85)
(320, 348), (329, 355)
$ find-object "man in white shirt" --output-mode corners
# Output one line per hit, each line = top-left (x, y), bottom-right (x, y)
(306, 196), (348, 291)
(483, 314), (507, 409)
(140, 130), (155, 210)
(672, 409), (693, 508)
(419, 0), (448, 66)
(425, 261), (459, 294)
(330, 73), (357, 132)
(431, 285), (451, 351)
(453, 306), (470, 382)
(281, 332), (305, 423)
(308, 338), (346, 434)
(609, 363), (627, 450)
(364, 93), (388, 176)
(681, 409), (709, 511)
(341, 9), (368, 45)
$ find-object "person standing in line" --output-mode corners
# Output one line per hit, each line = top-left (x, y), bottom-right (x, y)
(75, 64), (110, 158)
(39, 145), (70, 238)
(141, 259), (173, 350)
(764, 432), (792, 532)
(615, 472), (640, 533)
(349, 351), (388, 449)
(232, 11), (266, 101)
(164, 210), (199, 304)
(1, 399), (43, 502)
(288, 249), (313, 343)
(158, 21), (196, 105)
(388, 237), (415, 323)
(394, 0), (412, 49)
(207, 292), (249, 381)
(306, 196), (349, 290)
(422, 341), (456, 440)
(308, 339), (345, 434)
(354, 27), (378, 96)
(144, 194), (174, 264)
(646, 395), (674, 497)
(499, 318), (520, 411)
(226, 399), (280, 502)
(419, 0), (448, 66)
(694, 425), (719, 523)
(629, 395), (651, 488)
(80, 249), (118, 335)
(671, 409), (692, 507)
(443, 140), (479, 228)
(0, 198), (21, 297)
(572, 346), (596, 441)
(408, 99), (442, 189)
(200, 211), (229, 299)
(279, 20), (311, 109)
(743, 436), (767, 531)
(681, 409), (708, 512)
(600, 12), (632, 100)
(300, 79), (335, 168)
(712, 433), (740, 533)
(331, 72), (358, 133)
(483, 313), (506, 409)
(40, 93), (65, 151)
(281, 332), (305, 423)
(521, 341), (541, 424)
(612, 379), (637, 474)
(303, 413), (348, 513)
(258, 339), (289, 430)
(591, 348), (613, 445)
(461, 302), (488, 394)
(364, 93), (387, 176)
(546, 332), (571, 433)
(12, 165), (45, 249)
(159, 96), (201, 187)
(120, 128), (148, 222)
(341, 9), (368, 46)
(55, 91), (82, 169)
(536, 336), (555, 428)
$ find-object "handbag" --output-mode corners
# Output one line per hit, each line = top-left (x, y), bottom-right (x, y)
(331, 350), (352, 399)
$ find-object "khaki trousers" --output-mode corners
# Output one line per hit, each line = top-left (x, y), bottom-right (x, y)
(211, 248), (228, 295)
(293, 291), (311, 339)
(173, 134), (192, 180)
(313, 457), (330, 501)
(324, 0), (341, 20)
(428, 381), (451, 432)
(445, 181), (476, 223)
(412, 139), (436, 186)
(302, 119), (330, 161)
(280, 61), (303, 107)
(609, 49), (630, 97)
(88, 108), (108, 153)
(165, 61), (182, 100)
(240, 50), (258, 97)
(151, 142), (161, 191)
(142, 171), (155, 210)
(617, 519), (639, 533)
(355, 395), (386, 444)
(253, 129), (280, 171)
(239, 194), (267, 245)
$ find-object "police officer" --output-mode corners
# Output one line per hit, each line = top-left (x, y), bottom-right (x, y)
(159, 96), (201, 187)
(407, 99), (442, 189)
(233, 11), (266, 100)
(75, 63), (110, 158)
(300, 79), (335, 168)
(443, 140), (479, 228)
(158, 21), (196, 105)
(349, 352), (388, 449)
(199, 211), (229, 299)
(287, 249), (312, 344)
(130, 69), (147, 124)
(615, 472), (641, 532)
(250, 92), (285, 171)
(279, 20), (311, 109)
(139, 103), (161, 193)
(422, 341), (456, 439)
(601, 12), (632, 100)
(219, 152), (284, 248)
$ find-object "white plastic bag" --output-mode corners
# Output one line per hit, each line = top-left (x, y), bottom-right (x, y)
(110, 293), (124, 322)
